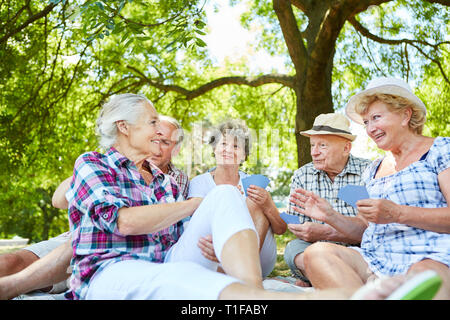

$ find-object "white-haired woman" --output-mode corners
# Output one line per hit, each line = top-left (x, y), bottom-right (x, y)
(293, 77), (450, 299)
(184, 120), (286, 278)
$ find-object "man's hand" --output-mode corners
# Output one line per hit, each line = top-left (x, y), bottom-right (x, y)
(290, 188), (335, 223)
(288, 222), (332, 242)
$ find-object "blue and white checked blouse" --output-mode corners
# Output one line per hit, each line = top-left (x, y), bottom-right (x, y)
(357, 136), (450, 276)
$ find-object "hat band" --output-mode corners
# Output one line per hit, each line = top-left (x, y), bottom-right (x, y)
(311, 125), (352, 135)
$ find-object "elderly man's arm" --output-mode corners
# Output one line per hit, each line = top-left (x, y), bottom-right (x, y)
(290, 187), (368, 241)
(0, 240), (72, 300)
(52, 176), (72, 209)
(288, 220), (363, 245)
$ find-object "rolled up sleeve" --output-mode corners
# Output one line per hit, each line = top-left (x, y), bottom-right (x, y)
(68, 153), (131, 235)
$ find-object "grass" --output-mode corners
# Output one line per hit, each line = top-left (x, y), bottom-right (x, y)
(0, 245), (27, 255)
(269, 230), (296, 278)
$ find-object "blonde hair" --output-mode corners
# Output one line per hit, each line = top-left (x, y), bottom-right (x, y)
(355, 93), (426, 134)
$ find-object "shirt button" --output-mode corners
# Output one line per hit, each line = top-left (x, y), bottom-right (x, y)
(102, 214), (109, 219)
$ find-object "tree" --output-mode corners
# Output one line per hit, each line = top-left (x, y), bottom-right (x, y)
(0, 0), (208, 240)
(0, 0), (449, 239)
(103, 0), (449, 166)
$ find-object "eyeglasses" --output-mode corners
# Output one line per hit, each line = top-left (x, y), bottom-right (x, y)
(160, 139), (177, 149)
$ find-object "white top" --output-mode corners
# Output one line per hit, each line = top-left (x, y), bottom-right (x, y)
(187, 170), (277, 277)
(188, 171), (248, 199)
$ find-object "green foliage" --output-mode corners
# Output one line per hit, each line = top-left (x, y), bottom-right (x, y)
(0, 0), (449, 240)
(0, 0), (210, 240)
(420, 41), (450, 137)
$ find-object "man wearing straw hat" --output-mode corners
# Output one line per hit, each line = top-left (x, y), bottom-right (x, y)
(283, 113), (371, 286)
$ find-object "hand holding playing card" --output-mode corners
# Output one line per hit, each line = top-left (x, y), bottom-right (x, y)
(279, 212), (300, 224)
(246, 185), (270, 206)
(241, 174), (270, 196)
(337, 185), (369, 208)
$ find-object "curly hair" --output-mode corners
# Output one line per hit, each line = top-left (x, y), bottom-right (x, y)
(355, 93), (426, 134)
(208, 119), (252, 161)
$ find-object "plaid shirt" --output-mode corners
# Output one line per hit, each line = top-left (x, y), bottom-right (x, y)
(288, 154), (371, 224)
(358, 137), (450, 276)
(65, 147), (186, 300)
(168, 162), (189, 200)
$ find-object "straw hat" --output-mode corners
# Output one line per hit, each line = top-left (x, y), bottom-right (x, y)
(345, 77), (427, 124)
(300, 113), (356, 141)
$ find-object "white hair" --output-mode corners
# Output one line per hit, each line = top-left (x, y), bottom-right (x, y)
(96, 93), (153, 149)
(159, 115), (184, 145)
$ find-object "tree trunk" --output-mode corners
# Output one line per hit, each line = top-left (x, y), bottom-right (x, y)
(295, 62), (334, 167)
(274, 0), (339, 168)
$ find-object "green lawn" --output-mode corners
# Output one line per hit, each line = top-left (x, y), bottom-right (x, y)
(0, 245), (27, 255)
(269, 230), (296, 277)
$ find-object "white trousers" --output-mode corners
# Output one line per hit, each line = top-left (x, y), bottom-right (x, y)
(85, 185), (258, 300)
(168, 185), (277, 277)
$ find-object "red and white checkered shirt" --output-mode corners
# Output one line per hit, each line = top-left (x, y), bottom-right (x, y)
(167, 162), (189, 200)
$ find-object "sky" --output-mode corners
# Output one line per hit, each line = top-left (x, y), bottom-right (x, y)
(202, 1), (378, 159)
(203, 1), (287, 74)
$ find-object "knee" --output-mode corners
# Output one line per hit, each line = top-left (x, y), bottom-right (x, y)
(409, 259), (450, 278)
(303, 242), (336, 267)
(0, 250), (37, 275)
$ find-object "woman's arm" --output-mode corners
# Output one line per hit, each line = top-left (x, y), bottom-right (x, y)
(246, 185), (287, 234)
(117, 198), (202, 235)
(357, 167), (450, 233)
(70, 153), (201, 236)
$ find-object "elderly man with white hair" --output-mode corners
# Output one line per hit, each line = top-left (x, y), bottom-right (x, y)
(284, 113), (371, 286)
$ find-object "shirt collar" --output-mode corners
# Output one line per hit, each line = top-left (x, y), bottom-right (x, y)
(143, 160), (166, 182)
(167, 161), (177, 175)
(107, 147), (166, 181)
(107, 147), (131, 168)
(341, 154), (360, 175)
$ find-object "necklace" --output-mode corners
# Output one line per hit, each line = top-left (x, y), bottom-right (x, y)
(211, 171), (244, 195)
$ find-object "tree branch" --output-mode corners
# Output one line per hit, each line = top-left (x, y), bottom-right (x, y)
(289, 0), (310, 12)
(344, 0), (393, 16)
(126, 65), (295, 100)
(349, 16), (450, 48)
(0, 3), (57, 44)
(426, 0), (450, 6)
(349, 16), (450, 83)
(273, 0), (308, 74)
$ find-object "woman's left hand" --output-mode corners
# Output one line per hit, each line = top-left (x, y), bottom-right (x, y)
(197, 234), (219, 263)
(246, 185), (269, 207)
(356, 198), (401, 224)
